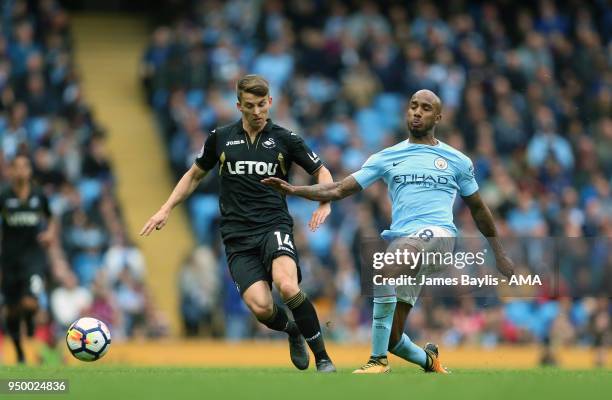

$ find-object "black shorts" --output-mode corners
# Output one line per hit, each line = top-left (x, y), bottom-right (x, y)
(1, 253), (47, 306)
(224, 226), (301, 295)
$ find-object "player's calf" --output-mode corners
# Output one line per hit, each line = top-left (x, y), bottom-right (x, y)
(272, 257), (335, 371)
(251, 299), (309, 370)
(387, 302), (430, 369)
(21, 296), (39, 338)
(260, 304), (309, 370)
(284, 290), (335, 372)
(242, 281), (275, 319)
(389, 333), (428, 368)
(243, 282), (308, 370)
(5, 305), (25, 363)
(243, 283), (294, 332)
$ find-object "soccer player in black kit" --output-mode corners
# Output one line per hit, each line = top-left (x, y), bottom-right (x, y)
(141, 75), (336, 372)
(0, 154), (56, 363)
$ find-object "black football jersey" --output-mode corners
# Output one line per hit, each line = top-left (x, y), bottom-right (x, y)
(0, 184), (51, 259)
(195, 119), (323, 241)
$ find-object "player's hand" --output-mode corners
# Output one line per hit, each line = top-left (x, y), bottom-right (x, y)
(37, 230), (54, 248)
(495, 253), (515, 279)
(309, 202), (331, 231)
(140, 207), (171, 236)
(261, 177), (295, 195)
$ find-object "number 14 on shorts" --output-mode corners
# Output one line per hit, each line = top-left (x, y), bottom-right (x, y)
(274, 231), (294, 251)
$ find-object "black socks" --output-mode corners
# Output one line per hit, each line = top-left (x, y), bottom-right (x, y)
(259, 304), (301, 337)
(256, 291), (331, 362)
(23, 309), (36, 337)
(285, 291), (329, 361)
(6, 313), (25, 363)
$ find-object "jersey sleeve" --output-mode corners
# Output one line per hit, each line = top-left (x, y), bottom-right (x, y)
(286, 132), (323, 175)
(194, 129), (218, 171)
(351, 152), (383, 189)
(458, 157), (479, 196)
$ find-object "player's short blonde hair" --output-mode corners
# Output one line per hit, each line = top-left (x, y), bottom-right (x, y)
(236, 74), (269, 102)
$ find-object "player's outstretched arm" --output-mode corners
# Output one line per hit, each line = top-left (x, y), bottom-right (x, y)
(140, 163), (208, 236)
(309, 166), (333, 231)
(261, 175), (362, 202)
(462, 191), (515, 278)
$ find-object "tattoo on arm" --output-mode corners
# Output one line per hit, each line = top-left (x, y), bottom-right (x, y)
(294, 175), (362, 201)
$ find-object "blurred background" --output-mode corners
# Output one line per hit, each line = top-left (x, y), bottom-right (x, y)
(0, 0), (610, 367)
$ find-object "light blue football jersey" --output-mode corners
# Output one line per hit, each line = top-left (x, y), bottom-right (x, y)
(351, 139), (478, 239)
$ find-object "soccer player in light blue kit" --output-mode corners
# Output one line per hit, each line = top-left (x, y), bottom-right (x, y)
(263, 90), (514, 373)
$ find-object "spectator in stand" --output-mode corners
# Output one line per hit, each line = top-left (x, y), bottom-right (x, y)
(50, 271), (92, 332)
(179, 246), (222, 337)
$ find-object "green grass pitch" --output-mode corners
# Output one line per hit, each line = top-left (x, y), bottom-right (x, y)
(3, 366), (611, 400)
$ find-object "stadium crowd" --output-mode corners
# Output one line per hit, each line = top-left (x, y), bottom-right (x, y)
(141, 0), (611, 355)
(1, 0), (608, 365)
(0, 0), (164, 346)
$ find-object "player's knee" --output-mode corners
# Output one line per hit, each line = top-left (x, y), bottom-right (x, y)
(21, 296), (38, 313)
(275, 279), (299, 300)
(246, 298), (274, 320)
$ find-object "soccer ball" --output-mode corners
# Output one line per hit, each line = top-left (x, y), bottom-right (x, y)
(66, 317), (111, 361)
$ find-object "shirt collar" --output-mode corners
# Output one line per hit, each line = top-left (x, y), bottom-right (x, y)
(236, 118), (273, 135)
(262, 118), (273, 132)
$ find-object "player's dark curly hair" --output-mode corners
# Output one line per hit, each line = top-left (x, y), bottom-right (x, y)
(236, 74), (269, 102)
